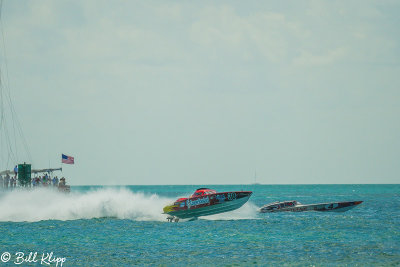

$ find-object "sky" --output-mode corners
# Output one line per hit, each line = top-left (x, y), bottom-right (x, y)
(0, 0), (399, 185)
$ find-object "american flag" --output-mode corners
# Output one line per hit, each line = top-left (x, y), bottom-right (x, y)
(62, 154), (74, 164)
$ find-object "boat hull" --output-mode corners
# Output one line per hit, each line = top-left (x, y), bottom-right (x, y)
(164, 191), (252, 219)
(259, 201), (363, 213)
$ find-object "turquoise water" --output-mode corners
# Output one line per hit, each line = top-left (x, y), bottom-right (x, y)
(0, 185), (399, 266)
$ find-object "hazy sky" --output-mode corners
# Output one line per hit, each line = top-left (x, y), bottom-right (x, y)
(0, 1), (399, 185)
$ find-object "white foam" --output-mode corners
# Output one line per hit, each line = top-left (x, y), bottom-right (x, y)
(0, 188), (173, 222)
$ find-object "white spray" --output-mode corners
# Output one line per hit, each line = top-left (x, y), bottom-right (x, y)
(0, 188), (173, 222)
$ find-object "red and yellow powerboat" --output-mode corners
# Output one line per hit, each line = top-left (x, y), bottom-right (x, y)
(163, 188), (252, 220)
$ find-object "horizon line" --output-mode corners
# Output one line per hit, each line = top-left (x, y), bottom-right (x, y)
(67, 183), (400, 186)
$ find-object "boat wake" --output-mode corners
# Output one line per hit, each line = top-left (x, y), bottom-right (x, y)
(0, 188), (173, 222)
(0, 188), (259, 222)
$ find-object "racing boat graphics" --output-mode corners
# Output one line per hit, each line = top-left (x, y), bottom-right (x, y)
(163, 188), (252, 220)
(259, 200), (363, 213)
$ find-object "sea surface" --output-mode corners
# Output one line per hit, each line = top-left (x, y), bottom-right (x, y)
(0, 184), (399, 266)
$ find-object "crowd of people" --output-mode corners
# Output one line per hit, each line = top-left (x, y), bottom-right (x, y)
(0, 173), (67, 189)
(0, 174), (17, 188)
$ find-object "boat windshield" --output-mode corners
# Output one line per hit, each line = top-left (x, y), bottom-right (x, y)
(191, 189), (216, 197)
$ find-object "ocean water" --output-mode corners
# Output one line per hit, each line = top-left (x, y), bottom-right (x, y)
(0, 184), (399, 266)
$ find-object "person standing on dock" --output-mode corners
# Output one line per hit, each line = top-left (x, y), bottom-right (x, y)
(13, 165), (18, 178)
(53, 176), (59, 187)
(4, 174), (10, 188)
(10, 176), (15, 188)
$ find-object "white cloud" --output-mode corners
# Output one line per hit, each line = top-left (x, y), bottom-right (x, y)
(293, 47), (348, 66)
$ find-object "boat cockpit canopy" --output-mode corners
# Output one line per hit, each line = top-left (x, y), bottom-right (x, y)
(191, 188), (217, 198)
(263, 200), (299, 210)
